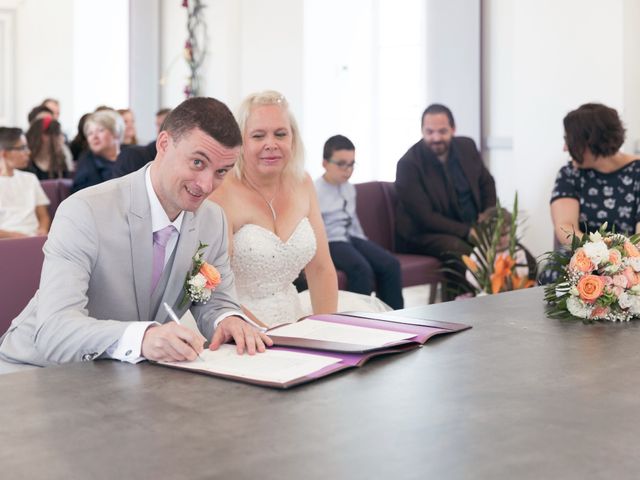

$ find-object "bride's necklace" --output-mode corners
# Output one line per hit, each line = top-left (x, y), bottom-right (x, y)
(244, 176), (279, 221)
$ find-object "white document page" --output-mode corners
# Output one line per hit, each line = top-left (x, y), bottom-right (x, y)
(270, 319), (416, 347)
(160, 345), (341, 384)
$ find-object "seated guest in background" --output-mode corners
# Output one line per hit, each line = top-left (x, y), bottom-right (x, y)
(551, 103), (640, 245)
(395, 103), (496, 299)
(112, 108), (172, 178)
(117, 108), (138, 147)
(0, 97), (270, 371)
(155, 108), (171, 135)
(25, 116), (71, 179)
(37, 98), (74, 169)
(27, 105), (54, 124)
(69, 113), (91, 161)
(41, 98), (61, 121)
(315, 134), (403, 309)
(112, 141), (155, 178)
(72, 109), (123, 192)
(0, 127), (50, 238)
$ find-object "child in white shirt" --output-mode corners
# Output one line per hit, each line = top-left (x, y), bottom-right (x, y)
(0, 127), (50, 238)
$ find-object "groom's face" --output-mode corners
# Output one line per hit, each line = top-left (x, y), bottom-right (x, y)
(152, 128), (239, 220)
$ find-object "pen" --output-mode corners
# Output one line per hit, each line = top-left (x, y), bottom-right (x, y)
(163, 302), (204, 362)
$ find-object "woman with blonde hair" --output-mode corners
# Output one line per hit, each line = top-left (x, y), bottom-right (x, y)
(72, 109), (124, 192)
(210, 90), (387, 327)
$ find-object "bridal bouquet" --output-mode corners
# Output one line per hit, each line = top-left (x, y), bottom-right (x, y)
(544, 223), (640, 321)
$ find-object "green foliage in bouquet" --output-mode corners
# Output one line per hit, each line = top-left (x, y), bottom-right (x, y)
(461, 193), (535, 295)
(544, 222), (640, 322)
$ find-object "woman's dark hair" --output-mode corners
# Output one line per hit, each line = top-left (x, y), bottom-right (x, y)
(69, 113), (91, 161)
(25, 117), (67, 178)
(563, 103), (625, 164)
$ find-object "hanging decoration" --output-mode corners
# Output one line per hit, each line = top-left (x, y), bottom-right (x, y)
(182, 0), (207, 98)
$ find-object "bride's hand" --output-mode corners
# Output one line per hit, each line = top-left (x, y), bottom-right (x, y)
(210, 316), (273, 355)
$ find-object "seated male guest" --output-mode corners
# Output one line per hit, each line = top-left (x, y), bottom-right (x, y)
(395, 104), (496, 298)
(0, 97), (272, 371)
(112, 108), (172, 178)
(112, 142), (157, 178)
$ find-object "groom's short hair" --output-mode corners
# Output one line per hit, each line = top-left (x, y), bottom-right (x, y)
(162, 97), (242, 148)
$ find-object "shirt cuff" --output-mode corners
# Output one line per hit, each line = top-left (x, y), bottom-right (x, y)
(106, 321), (157, 363)
(214, 311), (268, 333)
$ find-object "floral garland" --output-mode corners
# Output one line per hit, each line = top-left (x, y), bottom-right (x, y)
(182, 0), (207, 98)
(544, 223), (640, 321)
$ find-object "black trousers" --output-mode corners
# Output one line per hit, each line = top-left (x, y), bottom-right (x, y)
(329, 237), (404, 310)
(401, 233), (473, 301)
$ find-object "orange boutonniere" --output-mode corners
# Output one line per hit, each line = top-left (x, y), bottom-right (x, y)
(180, 242), (221, 306)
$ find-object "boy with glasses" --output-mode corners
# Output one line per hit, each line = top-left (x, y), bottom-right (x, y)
(0, 127), (50, 238)
(315, 135), (403, 309)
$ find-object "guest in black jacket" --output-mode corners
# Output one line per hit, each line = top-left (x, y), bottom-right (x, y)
(395, 104), (496, 298)
(111, 107), (171, 178)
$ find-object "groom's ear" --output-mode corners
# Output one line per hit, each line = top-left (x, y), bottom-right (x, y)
(156, 131), (171, 156)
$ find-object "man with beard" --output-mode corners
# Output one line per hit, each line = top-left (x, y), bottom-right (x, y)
(394, 103), (496, 299)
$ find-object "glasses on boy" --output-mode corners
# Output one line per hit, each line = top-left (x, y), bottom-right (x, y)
(327, 159), (356, 170)
(5, 144), (29, 152)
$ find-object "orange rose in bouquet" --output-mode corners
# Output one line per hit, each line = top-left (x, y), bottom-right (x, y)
(577, 275), (604, 303)
(545, 223), (640, 322)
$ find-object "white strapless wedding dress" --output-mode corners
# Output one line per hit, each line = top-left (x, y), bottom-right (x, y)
(232, 217), (390, 327)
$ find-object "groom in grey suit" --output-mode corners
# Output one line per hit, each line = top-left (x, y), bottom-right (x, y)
(0, 97), (272, 369)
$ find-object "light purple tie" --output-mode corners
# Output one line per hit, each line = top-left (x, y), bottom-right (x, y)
(151, 225), (176, 293)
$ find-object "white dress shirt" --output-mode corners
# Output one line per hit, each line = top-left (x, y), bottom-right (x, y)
(107, 167), (258, 364)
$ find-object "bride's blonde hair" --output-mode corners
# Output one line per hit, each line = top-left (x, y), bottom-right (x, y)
(234, 90), (305, 181)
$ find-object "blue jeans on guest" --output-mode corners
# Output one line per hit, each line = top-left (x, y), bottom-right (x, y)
(329, 237), (404, 310)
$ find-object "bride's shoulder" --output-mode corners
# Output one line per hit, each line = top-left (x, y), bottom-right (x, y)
(294, 171), (315, 195)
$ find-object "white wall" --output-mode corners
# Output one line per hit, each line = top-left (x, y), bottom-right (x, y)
(160, 0), (426, 182)
(623, 0), (640, 155)
(130, 0), (159, 144)
(5, 0), (128, 136)
(159, 0), (304, 120)
(483, 0), (637, 258)
(72, 0), (129, 118)
(426, 0), (481, 145)
(12, 0), (75, 130)
(0, 2), (17, 126)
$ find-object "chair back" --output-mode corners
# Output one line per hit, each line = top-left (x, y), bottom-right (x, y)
(40, 178), (73, 219)
(0, 236), (46, 335)
(355, 181), (395, 251)
(40, 180), (60, 219)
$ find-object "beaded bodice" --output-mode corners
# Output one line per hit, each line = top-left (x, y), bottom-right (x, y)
(232, 218), (316, 326)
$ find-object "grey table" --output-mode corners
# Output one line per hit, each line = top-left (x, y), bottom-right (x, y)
(2, 287), (640, 479)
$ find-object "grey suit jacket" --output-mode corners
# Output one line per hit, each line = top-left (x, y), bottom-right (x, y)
(0, 166), (241, 366)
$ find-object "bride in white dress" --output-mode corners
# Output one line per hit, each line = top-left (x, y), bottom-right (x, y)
(210, 90), (389, 327)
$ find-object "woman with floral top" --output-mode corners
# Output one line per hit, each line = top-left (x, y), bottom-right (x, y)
(551, 103), (640, 246)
